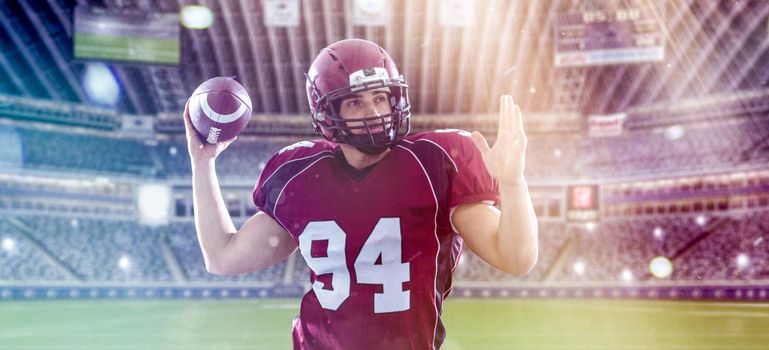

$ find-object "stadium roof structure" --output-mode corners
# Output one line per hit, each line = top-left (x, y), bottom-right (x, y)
(0, 0), (768, 117)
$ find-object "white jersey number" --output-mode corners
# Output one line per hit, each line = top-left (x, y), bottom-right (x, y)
(298, 218), (411, 313)
(298, 221), (350, 311)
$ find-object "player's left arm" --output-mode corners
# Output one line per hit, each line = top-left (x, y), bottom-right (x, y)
(451, 95), (539, 276)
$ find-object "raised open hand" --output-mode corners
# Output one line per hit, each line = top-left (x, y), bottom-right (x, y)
(471, 95), (527, 187)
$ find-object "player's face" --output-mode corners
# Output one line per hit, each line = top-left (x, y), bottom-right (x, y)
(337, 90), (392, 135)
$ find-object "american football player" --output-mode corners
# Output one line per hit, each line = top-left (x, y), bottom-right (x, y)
(184, 38), (538, 350)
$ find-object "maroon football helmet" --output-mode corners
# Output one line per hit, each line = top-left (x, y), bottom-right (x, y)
(305, 39), (411, 154)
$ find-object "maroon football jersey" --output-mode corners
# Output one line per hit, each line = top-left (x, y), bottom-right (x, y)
(253, 130), (499, 350)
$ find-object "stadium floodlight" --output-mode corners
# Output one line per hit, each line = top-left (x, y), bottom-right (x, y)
(83, 63), (120, 106)
(118, 255), (131, 270)
(736, 253), (750, 269)
(136, 183), (172, 226)
(696, 215), (707, 226)
(653, 227), (664, 239)
(621, 268), (634, 282)
(573, 261), (586, 275)
(1, 237), (15, 252)
(649, 256), (673, 278)
(180, 5), (214, 29)
(664, 125), (685, 141)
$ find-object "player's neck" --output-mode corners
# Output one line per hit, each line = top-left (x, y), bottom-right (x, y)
(339, 144), (390, 170)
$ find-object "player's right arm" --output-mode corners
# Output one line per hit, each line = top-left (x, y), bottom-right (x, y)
(184, 101), (297, 276)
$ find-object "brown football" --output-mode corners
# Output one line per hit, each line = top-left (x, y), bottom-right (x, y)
(188, 77), (252, 144)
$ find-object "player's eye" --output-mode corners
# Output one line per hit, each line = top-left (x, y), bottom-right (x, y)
(374, 95), (388, 104)
(345, 99), (361, 108)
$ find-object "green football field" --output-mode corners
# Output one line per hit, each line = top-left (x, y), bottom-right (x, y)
(1, 298), (767, 349)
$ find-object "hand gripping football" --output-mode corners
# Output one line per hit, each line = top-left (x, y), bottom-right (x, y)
(188, 77), (252, 144)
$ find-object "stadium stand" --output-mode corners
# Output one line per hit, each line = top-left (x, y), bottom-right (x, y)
(2, 209), (769, 286)
(157, 137), (286, 179)
(5, 112), (767, 183)
(525, 113), (769, 180)
(16, 215), (172, 282)
(165, 222), (286, 283)
(18, 128), (157, 176)
(554, 217), (709, 282)
(0, 219), (74, 282)
(674, 211), (769, 281)
(454, 222), (570, 282)
(291, 251), (308, 285)
(1, 109), (768, 287)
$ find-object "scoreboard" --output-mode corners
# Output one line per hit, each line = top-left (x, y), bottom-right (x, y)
(566, 184), (600, 222)
(554, 6), (665, 67)
(74, 6), (180, 65)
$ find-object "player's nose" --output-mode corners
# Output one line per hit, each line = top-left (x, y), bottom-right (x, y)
(364, 103), (381, 117)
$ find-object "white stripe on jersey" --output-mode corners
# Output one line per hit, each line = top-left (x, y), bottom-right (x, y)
(401, 138), (459, 173)
(272, 155), (335, 230)
(261, 150), (334, 190)
(396, 144), (441, 350)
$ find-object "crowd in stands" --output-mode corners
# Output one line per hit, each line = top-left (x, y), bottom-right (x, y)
(555, 216), (709, 282)
(454, 222), (570, 282)
(18, 128), (156, 176)
(3, 114), (767, 182)
(164, 222), (286, 283)
(425, 212), (764, 284)
(156, 136), (282, 179)
(2, 211), (768, 285)
(1, 115), (768, 286)
(525, 115), (769, 180)
(16, 215), (172, 282)
(674, 211), (769, 281)
(574, 118), (766, 178)
(0, 220), (73, 281)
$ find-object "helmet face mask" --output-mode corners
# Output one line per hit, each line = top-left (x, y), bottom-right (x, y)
(327, 109), (402, 155)
(306, 39), (411, 154)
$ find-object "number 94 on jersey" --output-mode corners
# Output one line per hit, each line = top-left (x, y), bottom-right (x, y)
(298, 218), (411, 314)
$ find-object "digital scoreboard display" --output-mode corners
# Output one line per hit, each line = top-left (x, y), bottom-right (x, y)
(566, 184), (600, 222)
(74, 6), (180, 65)
(554, 6), (664, 67)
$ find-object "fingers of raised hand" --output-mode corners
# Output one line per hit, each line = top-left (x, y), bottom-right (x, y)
(498, 95), (523, 137)
(497, 96), (509, 139)
(513, 103), (523, 135)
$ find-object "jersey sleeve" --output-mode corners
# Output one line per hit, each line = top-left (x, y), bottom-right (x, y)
(424, 130), (499, 209)
(446, 131), (499, 209)
(252, 152), (283, 222)
(251, 140), (330, 226)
